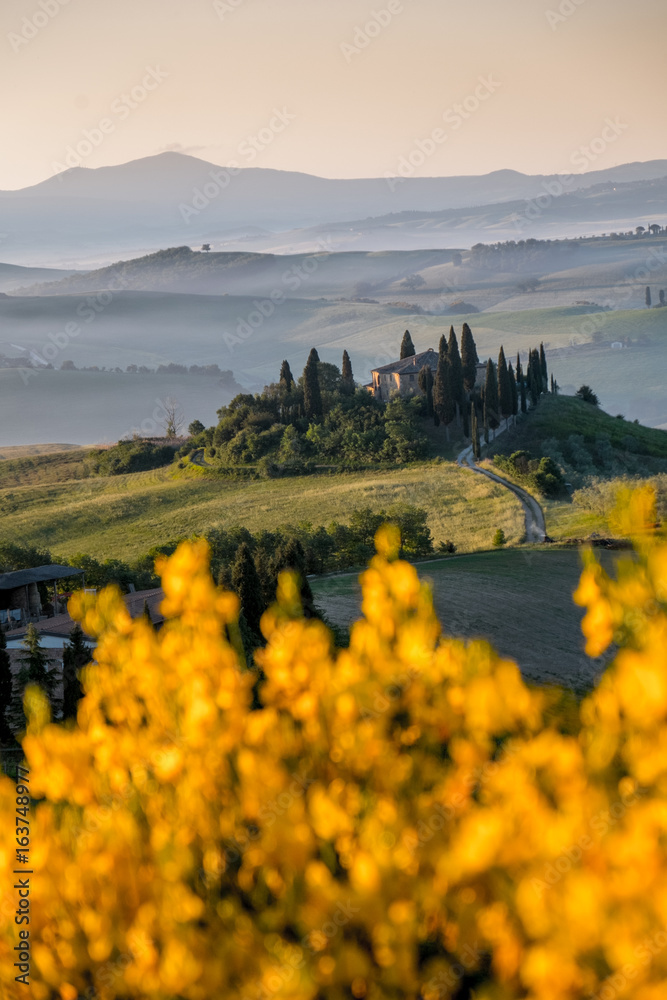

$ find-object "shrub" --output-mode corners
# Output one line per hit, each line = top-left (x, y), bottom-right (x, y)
(86, 440), (175, 476)
(4, 495), (667, 999)
(576, 384), (600, 406)
(492, 527), (506, 547)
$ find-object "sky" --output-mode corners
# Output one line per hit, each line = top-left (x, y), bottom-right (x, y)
(1, 0), (665, 190)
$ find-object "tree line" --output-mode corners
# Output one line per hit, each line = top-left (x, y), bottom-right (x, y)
(186, 348), (429, 471)
(397, 324), (550, 457)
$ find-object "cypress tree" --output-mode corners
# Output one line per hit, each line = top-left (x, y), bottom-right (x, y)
(438, 333), (448, 357)
(16, 624), (55, 723)
(508, 362), (518, 421)
(528, 349), (540, 406)
(400, 330), (416, 359)
(303, 349), (323, 421)
(461, 322), (479, 394)
(646, 286), (652, 308)
(232, 543), (265, 637)
(62, 624), (89, 722)
(497, 346), (513, 427)
(520, 371), (527, 413)
(471, 403), (481, 460)
(418, 364), (434, 416)
(275, 538), (316, 618)
(484, 359), (500, 437)
(279, 360), (294, 391)
(433, 352), (454, 438)
(539, 343), (548, 391)
(341, 350), (354, 394)
(0, 629), (13, 743)
(447, 327), (464, 422)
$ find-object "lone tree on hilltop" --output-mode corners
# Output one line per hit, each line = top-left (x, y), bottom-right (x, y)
(341, 350), (354, 394)
(303, 349), (323, 421)
(461, 323), (479, 394)
(418, 364), (434, 417)
(484, 359), (500, 438)
(279, 360), (294, 391)
(576, 385), (600, 406)
(232, 543), (265, 638)
(400, 330), (416, 359)
(62, 624), (89, 722)
(646, 286), (652, 308)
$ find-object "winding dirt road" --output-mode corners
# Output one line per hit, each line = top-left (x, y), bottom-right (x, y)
(457, 442), (547, 545)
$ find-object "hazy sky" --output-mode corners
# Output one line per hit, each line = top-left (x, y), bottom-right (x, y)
(1, 0), (665, 189)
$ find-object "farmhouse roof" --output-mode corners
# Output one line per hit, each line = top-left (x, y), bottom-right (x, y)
(4, 588), (165, 642)
(0, 565), (84, 591)
(372, 349), (439, 375)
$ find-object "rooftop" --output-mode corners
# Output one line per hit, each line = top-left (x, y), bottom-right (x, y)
(372, 349), (439, 375)
(0, 564), (84, 591)
(5, 588), (165, 642)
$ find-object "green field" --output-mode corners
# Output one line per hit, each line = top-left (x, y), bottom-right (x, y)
(312, 548), (616, 692)
(0, 460), (523, 563)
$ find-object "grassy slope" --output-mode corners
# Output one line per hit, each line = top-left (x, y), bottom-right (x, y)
(0, 461), (523, 563)
(486, 395), (667, 538)
(0, 443), (84, 460)
(312, 549), (615, 692)
(492, 394), (667, 459)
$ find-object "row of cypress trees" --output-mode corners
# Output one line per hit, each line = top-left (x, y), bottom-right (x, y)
(277, 349), (355, 423)
(399, 325), (549, 448)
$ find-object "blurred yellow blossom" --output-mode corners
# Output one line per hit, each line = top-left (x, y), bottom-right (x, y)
(1, 507), (667, 999)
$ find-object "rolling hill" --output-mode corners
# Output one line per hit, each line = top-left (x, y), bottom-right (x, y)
(1, 152), (666, 265)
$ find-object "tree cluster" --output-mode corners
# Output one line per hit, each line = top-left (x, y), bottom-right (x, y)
(187, 349), (429, 471)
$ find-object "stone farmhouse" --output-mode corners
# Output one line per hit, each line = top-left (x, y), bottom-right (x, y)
(367, 349), (487, 402)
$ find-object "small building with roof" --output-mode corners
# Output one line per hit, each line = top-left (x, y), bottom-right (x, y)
(367, 349), (487, 402)
(0, 564), (85, 627)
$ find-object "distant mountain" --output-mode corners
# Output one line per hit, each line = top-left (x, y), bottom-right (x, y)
(1, 153), (666, 265)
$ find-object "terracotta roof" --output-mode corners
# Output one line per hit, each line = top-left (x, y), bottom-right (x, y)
(4, 588), (165, 642)
(372, 349), (439, 375)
